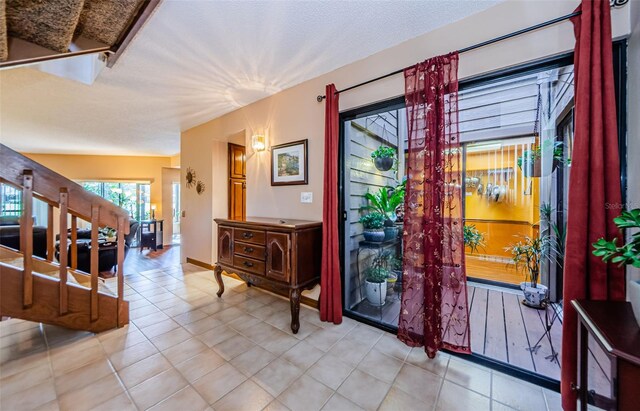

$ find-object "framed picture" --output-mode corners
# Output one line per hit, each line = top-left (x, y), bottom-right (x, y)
(271, 139), (308, 186)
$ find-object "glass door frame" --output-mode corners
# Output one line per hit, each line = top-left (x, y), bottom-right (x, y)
(337, 41), (627, 392)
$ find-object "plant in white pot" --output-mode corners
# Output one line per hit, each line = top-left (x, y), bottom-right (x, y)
(359, 212), (386, 243)
(363, 265), (389, 306)
(592, 208), (640, 326)
(507, 235), (557, 308)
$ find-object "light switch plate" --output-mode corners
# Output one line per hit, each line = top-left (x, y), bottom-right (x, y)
(300, 192), (313, 203)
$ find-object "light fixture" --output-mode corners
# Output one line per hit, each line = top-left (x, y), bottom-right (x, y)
(252, 134), (266, 152)
(151, 204), (157, 220)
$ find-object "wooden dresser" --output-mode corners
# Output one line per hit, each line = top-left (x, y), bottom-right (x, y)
(572, 300), (640, 411)
(213, 217), (322, 333)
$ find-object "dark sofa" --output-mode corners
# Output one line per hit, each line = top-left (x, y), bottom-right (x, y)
(56, 220), (139, 273)
(0, 215), (47, 258)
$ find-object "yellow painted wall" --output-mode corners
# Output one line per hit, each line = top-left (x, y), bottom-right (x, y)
(23, 153), (172, 225)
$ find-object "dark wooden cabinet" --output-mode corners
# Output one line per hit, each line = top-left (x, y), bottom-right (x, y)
(214, 217), (322, 333)
(140, 220), (163, 252)
(572, 300), (640, 411)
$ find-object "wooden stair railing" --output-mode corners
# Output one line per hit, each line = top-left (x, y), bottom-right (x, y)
(0, 144), (130, 329)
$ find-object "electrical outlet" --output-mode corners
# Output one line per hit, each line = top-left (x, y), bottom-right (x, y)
(300, 192), (313, 203)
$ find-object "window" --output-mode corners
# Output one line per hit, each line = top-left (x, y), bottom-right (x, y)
(0, 184), (22, 216)
(80, 181), (151, 222)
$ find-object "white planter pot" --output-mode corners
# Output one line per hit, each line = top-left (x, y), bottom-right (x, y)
(365, 280), (387, 306)
(628, 280), (640, 328)
(520, 282), (548, 308)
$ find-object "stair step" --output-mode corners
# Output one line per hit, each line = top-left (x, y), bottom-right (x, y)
(6, 0), (85, 53)
(75, 0), (144, 46)
(0, 1), (7, 61)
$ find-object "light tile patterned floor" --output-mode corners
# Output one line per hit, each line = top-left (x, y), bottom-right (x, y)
(1, 261), (562, 411)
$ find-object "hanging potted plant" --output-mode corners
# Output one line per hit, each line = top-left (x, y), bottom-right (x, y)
(363, 265), (389, 306)
(506, 235), (557, 308)
(371, 146), (396, 172)
(359, 212), (386, 242)
(517, 147), (541, 178)
(592, 209), (640, 326)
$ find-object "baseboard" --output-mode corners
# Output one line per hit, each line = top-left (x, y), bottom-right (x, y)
(184, 257), (319, 309)
(186, 257), (215, 270)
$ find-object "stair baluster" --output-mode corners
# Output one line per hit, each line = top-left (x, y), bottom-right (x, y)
(20, 170), (34, 307)
(46, 204), (54, 262)
(59, 188), (69, 315)
(90, 205), (99, 321)
(70, 215), (78, 269)
(117, 216), (125, 326)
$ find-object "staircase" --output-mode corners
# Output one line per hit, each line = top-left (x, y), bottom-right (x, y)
(0, 144), (130, 332)
(0, 0), (160, 69)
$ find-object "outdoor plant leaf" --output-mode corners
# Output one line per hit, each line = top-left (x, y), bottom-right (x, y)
(592, 208), (640, 267)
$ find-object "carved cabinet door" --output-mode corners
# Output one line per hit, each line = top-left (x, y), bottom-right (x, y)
(218, 227), (233, 265)
(266, 232), (290, 282)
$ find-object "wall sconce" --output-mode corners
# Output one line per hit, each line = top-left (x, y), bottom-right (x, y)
(252, 134), (266, 152)
(151, 204), (157, 220)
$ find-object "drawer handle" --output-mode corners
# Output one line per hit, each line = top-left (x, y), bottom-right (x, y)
(244, 247), (254, 253)
(243, 261), (254, 268)
(242, 232), (254, 239)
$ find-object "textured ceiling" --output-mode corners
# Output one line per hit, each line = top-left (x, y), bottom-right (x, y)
(0, 0), (502, 156)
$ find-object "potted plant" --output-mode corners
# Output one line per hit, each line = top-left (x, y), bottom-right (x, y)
(371, 146), (396, 172)
(102, 227), (117, 242)
(363, 265), (389, 306)
(463, 224), (485, 254)
(517, 147), (541, 178)
(359, 212), (386, 242)
(507, 235), (556, 308)
(592, 208), (640, 326)
(363, 183), (405, 240)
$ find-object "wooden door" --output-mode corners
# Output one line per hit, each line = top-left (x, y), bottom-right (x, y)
(229, 143), (246, 179)
(218, 227), (233, 265)
(228, 143), (246, 220)
(266, 232), (290, 282)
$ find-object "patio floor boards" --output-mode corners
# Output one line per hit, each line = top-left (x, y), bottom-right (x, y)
(351, 283), (611, 391)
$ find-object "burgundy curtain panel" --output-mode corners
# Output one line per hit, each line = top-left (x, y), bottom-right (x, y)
(562, 1), (625, 409)
(399, 53), (471, 358)
(320, 83), (342, 324)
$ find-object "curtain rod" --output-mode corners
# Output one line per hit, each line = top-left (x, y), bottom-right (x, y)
(316, 0), (628, 103)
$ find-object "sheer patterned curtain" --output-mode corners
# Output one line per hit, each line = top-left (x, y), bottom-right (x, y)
(398, 52), (471, 358)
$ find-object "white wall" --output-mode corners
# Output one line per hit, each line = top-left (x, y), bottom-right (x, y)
(181, 0), (633, 267)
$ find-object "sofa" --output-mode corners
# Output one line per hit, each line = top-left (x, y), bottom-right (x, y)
(56, 220), (139, 273)
(0, 215), (48, 258)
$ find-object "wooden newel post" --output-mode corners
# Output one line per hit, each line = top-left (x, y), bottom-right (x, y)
(21, 170), (34, 308)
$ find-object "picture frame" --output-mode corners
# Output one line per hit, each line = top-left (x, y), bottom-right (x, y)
(271, 139), (308, 186)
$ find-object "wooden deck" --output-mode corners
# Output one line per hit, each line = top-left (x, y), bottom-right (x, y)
(351, 282), (611, 390)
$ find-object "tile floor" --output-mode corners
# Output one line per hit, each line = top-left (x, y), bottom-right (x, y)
(1, 261), (562, 411)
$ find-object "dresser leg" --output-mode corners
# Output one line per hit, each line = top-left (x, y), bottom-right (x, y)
(214, 265), (225, 298)
(290, 288), (301, 334)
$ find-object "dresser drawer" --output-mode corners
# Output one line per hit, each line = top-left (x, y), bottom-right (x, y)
(233, 255), (265, 275)
(234, 241), (266, 261)
(234, 228), (265, 245)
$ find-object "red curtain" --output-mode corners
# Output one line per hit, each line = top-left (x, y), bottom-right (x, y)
(561, 1), (625, 409)
(320, 83), (342, 324)
(398, 53), (471, 358)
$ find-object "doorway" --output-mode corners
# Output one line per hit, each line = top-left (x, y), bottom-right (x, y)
(228, 143), (246, 220)
(172, 182), (181, 244)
